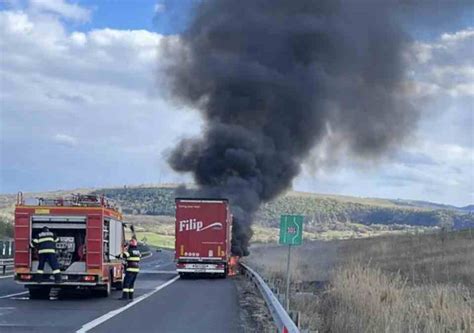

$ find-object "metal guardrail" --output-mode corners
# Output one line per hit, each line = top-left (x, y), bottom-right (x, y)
(0, 258), (14, 275)
(141, 251), (152, 259)
(0, 240), (14, 258)
(240, 262), (299, 333)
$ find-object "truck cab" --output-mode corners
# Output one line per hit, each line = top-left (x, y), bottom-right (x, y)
(14, 193), (126, 299)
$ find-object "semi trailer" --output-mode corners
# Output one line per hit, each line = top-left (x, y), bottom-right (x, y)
(14, 193), (127, 299)
(175, 198), (232, 277)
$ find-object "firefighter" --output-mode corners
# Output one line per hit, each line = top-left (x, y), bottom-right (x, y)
(30, 226), (62, 284)
(119, 238), (141, 300)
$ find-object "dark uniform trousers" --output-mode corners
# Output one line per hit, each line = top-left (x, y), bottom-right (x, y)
(120, 246), (141, 300)
(123, 272), (138, 298)
(31, 230), (61, 283)
(38, 253), (60, 275)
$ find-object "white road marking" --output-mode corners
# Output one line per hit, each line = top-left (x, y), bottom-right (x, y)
(0, 275), (13, 280)
(0, 307), (16, 316)
(76, 275), (180, 333)
(140, 270), (177, 274)
(155, 262), (175, 268)
(142, 252), (153, 260)
(0, 291), (28, 299)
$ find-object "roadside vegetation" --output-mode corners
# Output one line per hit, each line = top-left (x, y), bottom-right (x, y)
(0, 218), (13, 238)
(124, 214), (175, 248)
(1, 185), (473, 244)
(246, 229), (474, 332)
(91, 187), (474, 233)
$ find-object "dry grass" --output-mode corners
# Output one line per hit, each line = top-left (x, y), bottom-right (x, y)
(235, 276), (277, 333)
(246, 229), (474, 332)
(323, 265), (472, 333)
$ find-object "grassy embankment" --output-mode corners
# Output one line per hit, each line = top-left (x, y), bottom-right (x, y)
(125, 214), (175, 249)
(246, 229), (474, 332)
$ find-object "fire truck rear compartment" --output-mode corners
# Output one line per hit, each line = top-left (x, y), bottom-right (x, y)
(31, 220), (86, 272)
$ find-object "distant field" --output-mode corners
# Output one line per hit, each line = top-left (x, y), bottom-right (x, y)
(90, 186), (473, 232)
(246, 229), (474, 332)
(124, 214), (426, 247)
(134, 232), (174, 249)
(1, 185), (473, 241)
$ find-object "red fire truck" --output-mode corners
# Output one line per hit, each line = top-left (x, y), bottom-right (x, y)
(14, 193), (127, 299)
(175, 198), (232, 277)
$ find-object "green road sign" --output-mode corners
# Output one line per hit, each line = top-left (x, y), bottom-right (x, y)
(279, 215), (303, 245)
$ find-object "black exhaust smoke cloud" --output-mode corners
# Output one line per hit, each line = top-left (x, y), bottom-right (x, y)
(165, 0), (464, 256)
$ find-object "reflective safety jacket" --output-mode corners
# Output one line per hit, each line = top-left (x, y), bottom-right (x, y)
(120, 246), (141, 273)
(31, 231), (59, 254)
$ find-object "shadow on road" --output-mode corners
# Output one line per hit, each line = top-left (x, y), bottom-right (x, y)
(179, 273), (232, 280)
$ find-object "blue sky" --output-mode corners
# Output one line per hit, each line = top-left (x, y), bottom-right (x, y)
(0, 0), (198, 33)
(76, 0), (197, 34)
(0, 0), (473, 206)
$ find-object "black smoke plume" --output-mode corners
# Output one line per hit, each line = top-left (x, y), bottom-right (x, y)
(165, 0), (459, 256)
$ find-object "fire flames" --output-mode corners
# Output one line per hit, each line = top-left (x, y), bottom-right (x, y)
(228, 256), (239, 276)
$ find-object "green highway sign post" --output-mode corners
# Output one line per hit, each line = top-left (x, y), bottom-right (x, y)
(279, 214), (304, 311)
(279, 215), (303, 245)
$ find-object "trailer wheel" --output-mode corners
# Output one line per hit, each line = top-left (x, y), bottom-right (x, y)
(217, 265), (228, 278)
(28, 287), (51, 300)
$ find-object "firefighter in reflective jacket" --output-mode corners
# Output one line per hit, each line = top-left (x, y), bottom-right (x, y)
(30, 226), (62, 283)
(119, 238), (141, 300)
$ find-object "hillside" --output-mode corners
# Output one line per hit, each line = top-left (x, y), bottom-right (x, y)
(90, 187), (474, 231)
(1, 185), (473, 241)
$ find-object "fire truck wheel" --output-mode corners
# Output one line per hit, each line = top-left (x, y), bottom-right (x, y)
(112, 280), (123, 290)
(112, 270), (123, 291)
(96, 275), (112, 297)
(96, 282), (111, 297)
(28, 286), (51, 300)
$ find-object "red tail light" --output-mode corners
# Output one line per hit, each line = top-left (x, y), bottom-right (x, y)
(19, 274), (33, 280)
(176, 263), (185, 268)
(83, 275), (95, 281)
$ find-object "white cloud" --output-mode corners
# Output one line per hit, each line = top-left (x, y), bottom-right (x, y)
(0, 7), (202, 193)
(29, 0), (91, 22)
(409, 27), (474, 98)
(441, 28), (474, 43)
(154, 3), (166, 13)
(53, 133), (77, 146)
(296, 138), (474, 205)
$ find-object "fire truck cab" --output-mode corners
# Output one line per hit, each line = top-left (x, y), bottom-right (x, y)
(14, 193), (126, 299)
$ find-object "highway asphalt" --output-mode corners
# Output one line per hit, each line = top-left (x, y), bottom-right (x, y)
(0, 251), (243, 333)
(89, 277), (241, 333)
